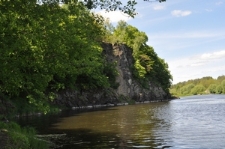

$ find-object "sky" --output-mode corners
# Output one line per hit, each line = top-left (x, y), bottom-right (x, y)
(97, 0), (225, 84)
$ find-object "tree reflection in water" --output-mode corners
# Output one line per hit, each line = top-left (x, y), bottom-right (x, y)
(46, 103), (171, 148)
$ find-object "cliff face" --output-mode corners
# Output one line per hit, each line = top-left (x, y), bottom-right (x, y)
(54, 43), (167, 108)
(102, 43), (167, 102)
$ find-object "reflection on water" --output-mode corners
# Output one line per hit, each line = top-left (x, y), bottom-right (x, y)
(18, 95), (225, 148)
(49, 103), (172, 149)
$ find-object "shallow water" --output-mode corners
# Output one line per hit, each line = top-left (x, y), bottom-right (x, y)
(18, 94), (225, 148)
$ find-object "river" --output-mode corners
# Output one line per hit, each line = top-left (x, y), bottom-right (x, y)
(17, 94), (225, 148)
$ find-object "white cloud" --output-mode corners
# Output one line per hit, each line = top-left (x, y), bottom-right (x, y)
(153, 5), (165, 10)
(200, 50), (225, 60)
(147, 30), (225, 50)
(216, 1), (223, 5)
(171, 10), (192, 17)
(205, 9), (213, 12)
(169, 50), (225, 84)
(179, 50), (225, 68)
(147, 30), (225, 57)
(97, 10), (131, 23)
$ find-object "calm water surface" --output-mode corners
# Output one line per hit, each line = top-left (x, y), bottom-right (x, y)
(18, 95), (225, 148)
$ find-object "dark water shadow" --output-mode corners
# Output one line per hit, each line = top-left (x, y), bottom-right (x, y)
(16, 107), (118, 134)
(47, 128), (166, 149)
(16, 105), (173, 149)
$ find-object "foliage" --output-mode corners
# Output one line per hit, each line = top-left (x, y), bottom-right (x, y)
(112, 21), (148, 57)
(208, 84), (217, 94)
(191, 84), (206, 95)
(179, 84), (195, 96)
(0, 121), (48, 149)
(171, 75), (225, 96)
(38, 0), (166, 17)
(103, 20), (172, 93)
(103, 61), (120, 89)
(102, 19), (116, 43)
(0, 0), (169, 114)
(221, 80), (225, 93)
(216, 85), (223, 94)
(0, 0), (111, 113)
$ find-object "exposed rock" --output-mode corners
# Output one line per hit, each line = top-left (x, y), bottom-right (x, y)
(53, 43), (168, 108)
(102, 43), (167, 102)
(53, 88), (120, 108)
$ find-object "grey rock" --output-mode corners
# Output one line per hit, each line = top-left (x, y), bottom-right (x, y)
(53, 43), (167, 108)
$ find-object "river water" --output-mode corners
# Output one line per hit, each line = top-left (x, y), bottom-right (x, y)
(18, 94), (225, 148)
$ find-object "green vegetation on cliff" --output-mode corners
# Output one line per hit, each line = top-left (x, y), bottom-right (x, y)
(102, 20), (173, 93)
(0, 1), (171, 148)
(0, 1), (172, 115)
(170, 76), (225, 96)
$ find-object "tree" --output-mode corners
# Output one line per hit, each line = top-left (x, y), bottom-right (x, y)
(221, 80), (225, 94)
(217, 75), (225, 82)
(180, 84), (194, 95)
(0, 0), (168, 113)
(102, 19), (116, 43)
(104, 20), (172, 92)
(113, 21), (148, 56)
(216, 85), (223, 94)
(170, 75), (225, 96)
(0, 0), (111, 113)
(112, 21), (149, 79)
(208, 84), (217, 94)
(199, 76), (215, 88)
(37, 0), (166, 17)
(191, 85), (206, 95)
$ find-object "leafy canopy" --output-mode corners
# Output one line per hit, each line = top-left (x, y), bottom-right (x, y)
(0, 0), (112, 113)
(171, 76), (225, 96)
(37, 0), (166, 17)
(103, 20), (172, 93)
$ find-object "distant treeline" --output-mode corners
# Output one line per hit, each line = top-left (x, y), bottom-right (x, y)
(170, 76), (225, 96)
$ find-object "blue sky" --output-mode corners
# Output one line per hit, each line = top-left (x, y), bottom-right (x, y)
(97, 0), (225, 84)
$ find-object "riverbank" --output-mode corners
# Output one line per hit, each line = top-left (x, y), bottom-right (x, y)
(0, 97), (173, 149)
(18, 94), (225, 149)
(0, 121), (48, 149)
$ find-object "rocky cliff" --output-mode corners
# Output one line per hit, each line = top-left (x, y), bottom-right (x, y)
(53, 43), (167, 108)
(102, 43), (167, 101)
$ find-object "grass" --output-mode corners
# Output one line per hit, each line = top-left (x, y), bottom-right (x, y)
(0, 121), (49, 149)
